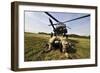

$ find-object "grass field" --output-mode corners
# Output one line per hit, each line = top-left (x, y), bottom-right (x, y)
(24, 32), (90, 61)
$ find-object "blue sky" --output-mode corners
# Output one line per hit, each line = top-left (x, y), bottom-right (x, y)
(25, 11), (90, 36)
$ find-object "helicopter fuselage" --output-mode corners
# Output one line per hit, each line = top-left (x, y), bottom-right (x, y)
(54, 23), (67, 35)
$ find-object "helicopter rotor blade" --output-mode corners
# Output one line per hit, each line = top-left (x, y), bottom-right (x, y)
(49, 18), (56, 31)
(45, 12), (60, 22)
(63, 14), (90, 23)
(48, 24), (58, 26)
(66, 26), (71, 29)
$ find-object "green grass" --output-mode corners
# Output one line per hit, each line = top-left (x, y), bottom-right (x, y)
(24, 32), (90, 61)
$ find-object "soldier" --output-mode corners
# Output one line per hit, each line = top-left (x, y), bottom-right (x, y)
(47, 33), (69, 58)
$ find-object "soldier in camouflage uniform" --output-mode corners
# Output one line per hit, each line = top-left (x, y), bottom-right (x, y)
(48, 33), (69, 58)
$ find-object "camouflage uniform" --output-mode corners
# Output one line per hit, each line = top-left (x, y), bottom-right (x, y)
(48, 35), (69, 53)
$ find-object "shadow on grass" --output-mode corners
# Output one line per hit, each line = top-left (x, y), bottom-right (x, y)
(66, 39), (79, 54)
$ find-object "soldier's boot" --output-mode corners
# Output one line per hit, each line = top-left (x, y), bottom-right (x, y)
(62, 47), (69, 58)
(43, 43), (52, 53)
(45, 43), (52, 52)
(64, 52), (69, 58)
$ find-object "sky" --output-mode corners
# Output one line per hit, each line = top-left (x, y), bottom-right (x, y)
(25, 11), (90, 36)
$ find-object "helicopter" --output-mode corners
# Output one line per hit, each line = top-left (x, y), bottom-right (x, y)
(45, 12), (90, 36)
(44, 12), (90, 53)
